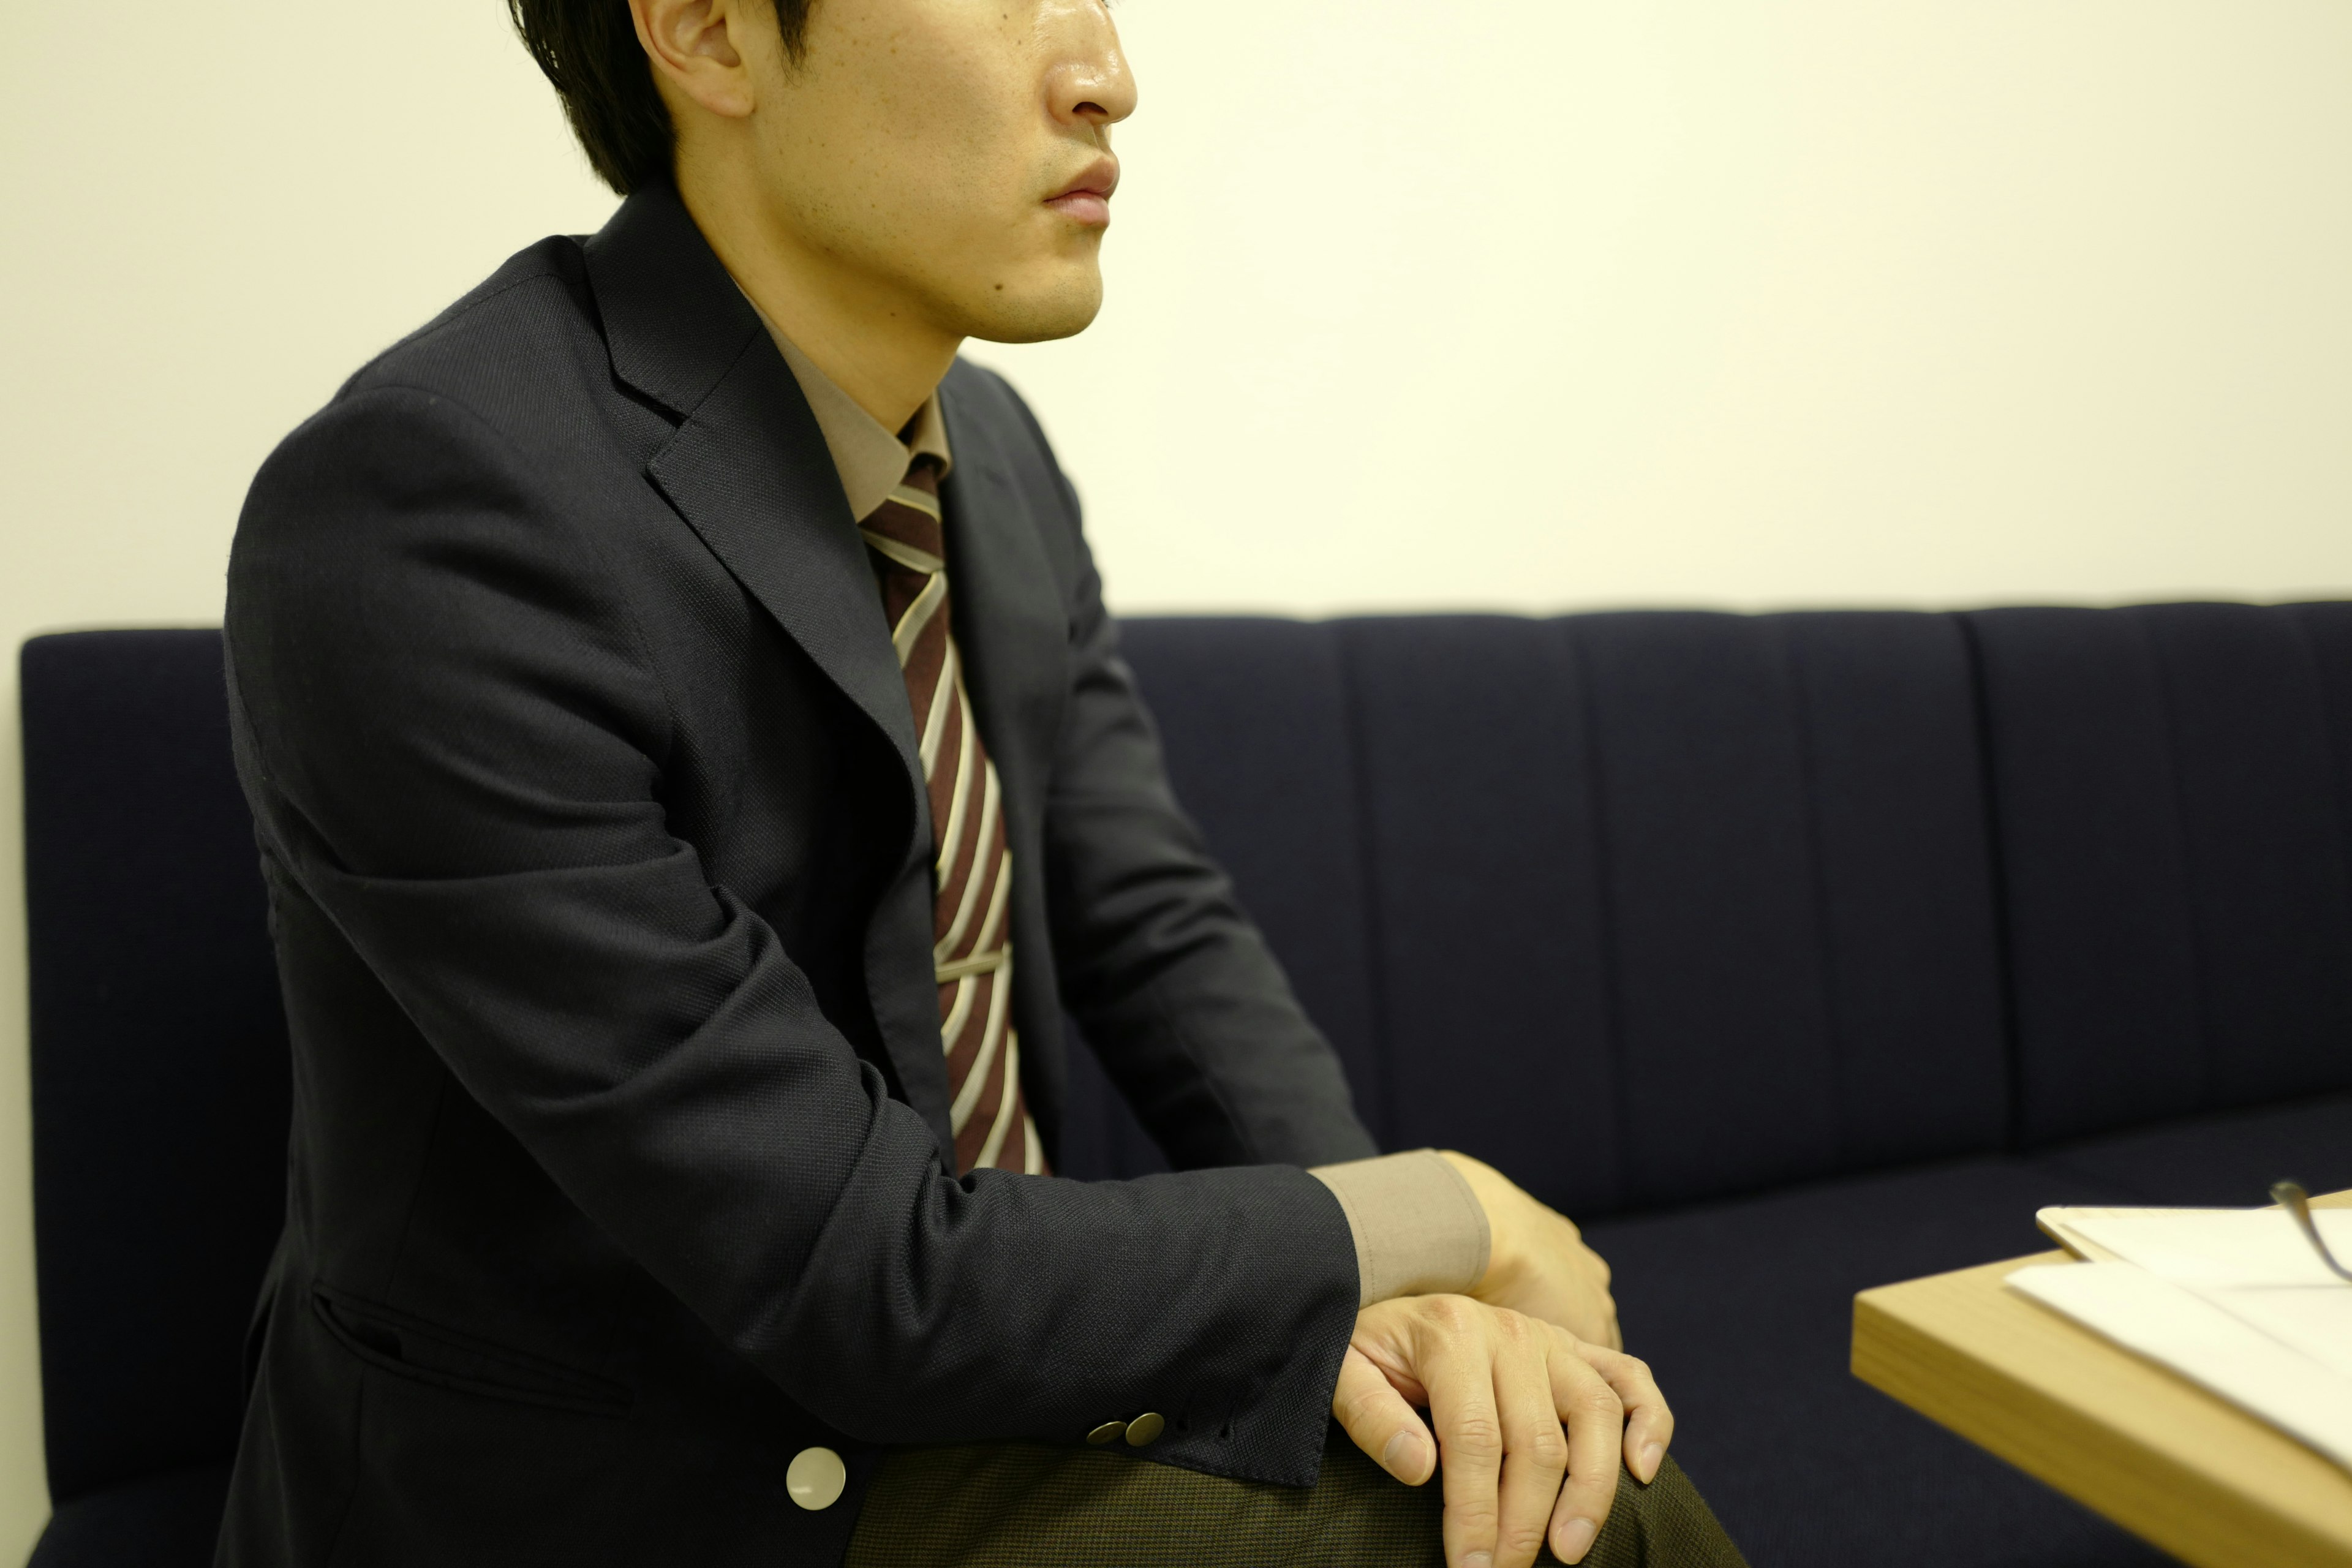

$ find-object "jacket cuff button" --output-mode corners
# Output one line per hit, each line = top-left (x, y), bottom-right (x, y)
(1125, 1412), (1165, 1447)
(1085, 1420), (1127, 1445)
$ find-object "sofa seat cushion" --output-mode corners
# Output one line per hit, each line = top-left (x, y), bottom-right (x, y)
(1582, 1160), (2172, 1568)
(29, 1462), (230, 1568)
(2039, 1090), (2352, 1207)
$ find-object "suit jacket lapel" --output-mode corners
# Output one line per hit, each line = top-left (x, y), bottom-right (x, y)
(586, 186), (923, 807)
(644, 377), (921, 797)
(584, 185), (955, 1148)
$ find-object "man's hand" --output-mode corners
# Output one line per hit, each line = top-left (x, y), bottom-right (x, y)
(1332, 1296), (1672, 1568)
(1441, 1152), (1622, 1349)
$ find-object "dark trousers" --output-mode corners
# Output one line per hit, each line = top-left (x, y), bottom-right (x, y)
(846, 1424), (1750, 1567)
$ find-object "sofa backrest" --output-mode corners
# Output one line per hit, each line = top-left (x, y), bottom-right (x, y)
(20, 605), (2352, 1497)
(1970, 603), (2352, 1147)
(1064, 603), (2352, 1214)
(1066, 612), (2011, 1213)
(20, 631), (291, 1506)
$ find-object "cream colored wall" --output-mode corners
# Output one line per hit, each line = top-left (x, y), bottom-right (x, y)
(981, 0), (2352, 612)
(2, 0), (2348, 1551)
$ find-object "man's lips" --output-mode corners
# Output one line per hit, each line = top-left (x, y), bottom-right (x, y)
(1046, 157), (1120, 226)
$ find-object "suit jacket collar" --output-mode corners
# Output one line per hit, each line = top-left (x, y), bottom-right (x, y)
(580, 181), (766, 422)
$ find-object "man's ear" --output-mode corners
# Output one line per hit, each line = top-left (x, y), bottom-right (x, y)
(631, 0), (758, 121)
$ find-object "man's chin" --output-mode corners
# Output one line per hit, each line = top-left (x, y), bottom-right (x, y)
(958, 273), (1106, 346)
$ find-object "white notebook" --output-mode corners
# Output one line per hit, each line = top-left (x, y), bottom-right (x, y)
(2008, 1206), (2352, 1471)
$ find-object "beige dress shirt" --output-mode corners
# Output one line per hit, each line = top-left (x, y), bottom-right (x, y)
(752, 312), (1490, 1310)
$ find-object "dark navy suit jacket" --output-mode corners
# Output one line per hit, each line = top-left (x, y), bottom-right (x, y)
(218, 181), (1377, 1566)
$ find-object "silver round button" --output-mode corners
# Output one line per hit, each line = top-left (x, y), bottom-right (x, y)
(786, 1446), (847, 1511)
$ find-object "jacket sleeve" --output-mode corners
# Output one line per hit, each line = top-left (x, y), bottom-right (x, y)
(993, 383), (1382, 1174)
(225, 382), (1359, 1487)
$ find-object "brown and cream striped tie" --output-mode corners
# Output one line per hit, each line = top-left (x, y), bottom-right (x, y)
(861, 457), (1048, 1177)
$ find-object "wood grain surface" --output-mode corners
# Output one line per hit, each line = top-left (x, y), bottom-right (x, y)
(1851, 1188), (2352, 1568)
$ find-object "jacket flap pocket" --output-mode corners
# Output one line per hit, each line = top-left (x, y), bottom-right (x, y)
(312, 1284), (631, 1418)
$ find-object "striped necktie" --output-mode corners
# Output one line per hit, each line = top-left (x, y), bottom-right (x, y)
(860, 457), (1047, 1177)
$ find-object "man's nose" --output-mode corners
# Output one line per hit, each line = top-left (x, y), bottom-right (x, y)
(1042, 0), (1138, 133)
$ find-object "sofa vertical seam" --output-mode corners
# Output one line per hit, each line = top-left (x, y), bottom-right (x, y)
(1779, 616), (1852, 1176)
(1953, 612), (2028, 1153)
(2278, 606), (2352, 1079)
(2135, 609), (2218, 1113)
(1332, 619), (1396, 1150)
(1558, 618), (1634, 1213)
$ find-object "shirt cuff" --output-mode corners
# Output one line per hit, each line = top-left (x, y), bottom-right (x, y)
(1308, 1149), (1492, 1309)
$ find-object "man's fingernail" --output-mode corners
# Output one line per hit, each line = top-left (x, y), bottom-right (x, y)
(1380, 1430), (1422, 1477)
(1463, 1554), (1493, 1568)
(1640, 1441), (1663, 1481)
(1556, 1518), (1599, 1563)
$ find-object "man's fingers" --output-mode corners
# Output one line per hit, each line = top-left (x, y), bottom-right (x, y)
(1544, 1344), (1625, 1565)
(1344, 1295), (1674, 1568)
(1332, 1345), (1436, 1485)
(1570, 1238), (1623, 1349)
(1490, 1314), (1571, 1568)
(1422, 1304), (1506, 1568)
(1572, 1341), (1673, 1482)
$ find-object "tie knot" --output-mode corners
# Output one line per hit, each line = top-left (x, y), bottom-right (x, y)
(861, 456), (946, 571)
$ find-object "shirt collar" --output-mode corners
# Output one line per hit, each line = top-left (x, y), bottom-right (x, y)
(742, 299), (953, 523)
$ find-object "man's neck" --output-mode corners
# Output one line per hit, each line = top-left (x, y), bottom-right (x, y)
(676, 162), (962, 434)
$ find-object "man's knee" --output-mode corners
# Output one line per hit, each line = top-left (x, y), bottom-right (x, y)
(1573, 1457), (1749, 1568)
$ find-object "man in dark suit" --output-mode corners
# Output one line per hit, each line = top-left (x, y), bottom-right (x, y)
(218, 0), (1746, 1563)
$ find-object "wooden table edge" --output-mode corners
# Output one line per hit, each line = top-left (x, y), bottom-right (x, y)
(1851, 1191), (2352, 1568)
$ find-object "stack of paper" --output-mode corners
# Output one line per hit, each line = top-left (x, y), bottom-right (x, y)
(2007, 1206), (2352, 1471)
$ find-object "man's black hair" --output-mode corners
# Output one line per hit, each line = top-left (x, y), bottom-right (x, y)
(508, 0), (813, 195)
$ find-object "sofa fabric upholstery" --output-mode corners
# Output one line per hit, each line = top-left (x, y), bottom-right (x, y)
(24, 1464), (232, 1568)
(21, 606), (2352, 1566)
(1971, 603), (2352, 1144)
(1585, 1158), (2163, 1568)
(20, 633), (290, 1512)
(1106, 612), (2015, 1214)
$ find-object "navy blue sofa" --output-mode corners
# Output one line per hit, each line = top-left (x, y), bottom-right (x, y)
(22, 606), (2352, 1566)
